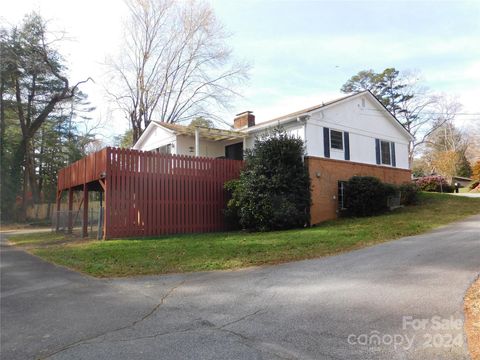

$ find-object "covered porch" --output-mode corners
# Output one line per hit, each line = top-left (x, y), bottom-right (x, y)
(133, 122), (247, 160)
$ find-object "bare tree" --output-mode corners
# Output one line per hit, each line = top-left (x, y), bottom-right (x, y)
(106, 0), (248, 142)
(397, 86), (462, 165)
(465, 121), (480, 163)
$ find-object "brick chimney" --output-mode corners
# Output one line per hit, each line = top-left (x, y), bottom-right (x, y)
(234, 111), (255, 129)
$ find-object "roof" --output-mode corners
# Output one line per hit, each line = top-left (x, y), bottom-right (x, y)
(246, 91), (364, 131)
(452, 176), (472, 181)
(243, 90), (414, 140)
(134, 91), (414, 149)
(152, 121), (246, 142)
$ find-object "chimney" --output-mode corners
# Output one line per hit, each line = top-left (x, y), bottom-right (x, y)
(234, 111), (255, 129)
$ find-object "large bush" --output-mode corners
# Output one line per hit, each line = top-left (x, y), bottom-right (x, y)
(344, 176), (396, 217)
(398, 183), (419, 205)
(225, 128), (311, 231)
(414, 176), (453, 193)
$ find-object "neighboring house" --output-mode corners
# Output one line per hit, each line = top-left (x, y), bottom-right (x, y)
(451, 176), (472, 188)
(133, 90), (413, 224)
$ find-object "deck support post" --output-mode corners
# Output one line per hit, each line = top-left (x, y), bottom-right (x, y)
(82, 184), (89, 238)
(67, 188), (74, 233)
(55, 190), (62, 231)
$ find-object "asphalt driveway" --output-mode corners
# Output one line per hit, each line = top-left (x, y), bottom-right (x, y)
(1, 215), (479, 360)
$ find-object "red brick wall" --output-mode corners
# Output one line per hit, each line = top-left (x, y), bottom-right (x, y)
(233, 112), (255, 129)
(306, 156), (412, 224)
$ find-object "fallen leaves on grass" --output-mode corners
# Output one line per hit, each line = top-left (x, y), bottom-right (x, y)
(465, 277), (480, 360)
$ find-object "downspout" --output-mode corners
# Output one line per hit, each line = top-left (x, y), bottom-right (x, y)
(195, 127), (200, 157)
(296, 115), (310, 162)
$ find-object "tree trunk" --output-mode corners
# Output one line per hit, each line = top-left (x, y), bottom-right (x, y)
(0, 77), (5, 159)
(25, 137), (39, 203)
(38, 128), (45, 197)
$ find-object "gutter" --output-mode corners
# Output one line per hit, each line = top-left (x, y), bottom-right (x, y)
(245, 113), (310, 134)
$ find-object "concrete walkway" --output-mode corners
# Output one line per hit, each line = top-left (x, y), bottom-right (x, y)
(1, 215), (479, 360)
(449, 192), (480, 198)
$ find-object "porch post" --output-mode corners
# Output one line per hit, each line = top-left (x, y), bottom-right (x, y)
(195, 127), (200, 156)
(82, 184), (89, 238)
(67, 188), (73, 234)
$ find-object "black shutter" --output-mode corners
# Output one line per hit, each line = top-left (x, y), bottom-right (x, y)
(375, 139), (381, 164)
(391, 142), (396, 167)
(323, 127), (330, 158)
(344, 132), (350, 160)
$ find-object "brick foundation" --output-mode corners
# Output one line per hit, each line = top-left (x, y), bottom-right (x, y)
(305, 156), (412, 224)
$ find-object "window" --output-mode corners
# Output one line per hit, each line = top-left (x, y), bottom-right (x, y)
(330, 130), (343, 150)
(380, 140), (391, 165)
(155, 144), (172, 154)
(225, 142), (243, 160)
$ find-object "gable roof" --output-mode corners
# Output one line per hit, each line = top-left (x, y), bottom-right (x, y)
(133, 91), (414, 149)
(245, 90), (413, 140)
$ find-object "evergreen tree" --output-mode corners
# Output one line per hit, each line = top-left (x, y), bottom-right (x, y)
(226, 128), (310, 231)
(0, 13), (93, 220)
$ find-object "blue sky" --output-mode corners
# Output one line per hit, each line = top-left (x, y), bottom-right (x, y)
(211, 1), (480, 122)
(2, 0), (480, 138)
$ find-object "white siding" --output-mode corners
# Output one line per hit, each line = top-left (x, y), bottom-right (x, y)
(135, 125), (237, 158)
(245, 122), (305, 150)
(395, 142), (409, 169)
(133, 93), (411, 169)
(176, 135), (226, 157)
(305, 94), (410, 169)
(349, 133), (377, 164)
(136, 126), (176, 152)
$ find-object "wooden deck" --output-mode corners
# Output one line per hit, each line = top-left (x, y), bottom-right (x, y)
(57, 148), (108, 191)
(57, 148), (243, 239)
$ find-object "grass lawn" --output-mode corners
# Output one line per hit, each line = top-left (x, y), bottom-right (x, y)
(8, 192), (480, 278)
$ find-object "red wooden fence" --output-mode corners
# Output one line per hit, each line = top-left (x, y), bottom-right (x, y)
(105, 148), (243, 238)
(57, 147), (244, 238)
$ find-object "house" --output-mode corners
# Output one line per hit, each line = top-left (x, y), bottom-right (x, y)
(451, 176), (472, 188)
(133, 90), (413, 224)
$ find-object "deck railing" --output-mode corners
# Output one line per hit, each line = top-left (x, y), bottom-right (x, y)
(57, 147), (244, 238)
(57, 148), (108, 190)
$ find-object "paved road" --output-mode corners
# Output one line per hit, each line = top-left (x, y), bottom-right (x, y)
(1, 216), (479, 360)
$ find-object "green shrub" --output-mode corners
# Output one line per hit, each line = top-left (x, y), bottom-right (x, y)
(224, 179), (242, 230)
(399, 183), (419, 205)
(224, 128), (311, 231)
(344, 176), (392, 217)
(415, 176), (454, 193)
